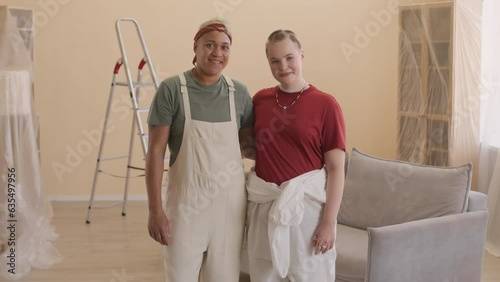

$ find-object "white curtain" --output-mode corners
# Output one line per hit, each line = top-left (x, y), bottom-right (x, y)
(479, 0), (500, 257)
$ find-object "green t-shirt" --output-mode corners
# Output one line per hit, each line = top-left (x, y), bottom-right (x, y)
(147, 69), (254, 165)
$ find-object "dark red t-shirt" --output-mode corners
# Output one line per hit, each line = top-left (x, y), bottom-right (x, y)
(253, 85), (346, 185)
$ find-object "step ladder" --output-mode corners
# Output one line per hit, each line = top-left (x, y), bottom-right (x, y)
(86, 18), (162, 224)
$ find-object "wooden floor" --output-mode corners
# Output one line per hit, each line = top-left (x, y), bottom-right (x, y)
(7, 201), (500, 282)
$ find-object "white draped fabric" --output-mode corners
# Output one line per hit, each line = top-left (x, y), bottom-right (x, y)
(479, 0), (500, 257)
(0, 6), (61, 279)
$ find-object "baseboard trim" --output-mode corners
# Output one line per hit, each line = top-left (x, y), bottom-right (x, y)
(49, 195), (149, 201)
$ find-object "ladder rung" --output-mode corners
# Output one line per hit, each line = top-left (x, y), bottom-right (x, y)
(115, 82), (155, 88)
(136, 108), (149, 113)
(127, 165), (169, 171)
(99, 170), (145, 178)
(141, 156), (169, 161)
(128, 165), (145, 171)
(100, 156), (129, 161)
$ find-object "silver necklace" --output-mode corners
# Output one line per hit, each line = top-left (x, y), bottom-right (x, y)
(275, 81), (308, 109)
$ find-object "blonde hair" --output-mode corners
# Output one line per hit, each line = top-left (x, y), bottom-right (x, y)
(265, 29), (302, 53)
(198, 18), (231, 33)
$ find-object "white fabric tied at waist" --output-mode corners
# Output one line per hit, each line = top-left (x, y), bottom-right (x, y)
(246, 168), (327, 278)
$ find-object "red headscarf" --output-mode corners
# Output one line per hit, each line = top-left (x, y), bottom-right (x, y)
(192, 23), (232, 65)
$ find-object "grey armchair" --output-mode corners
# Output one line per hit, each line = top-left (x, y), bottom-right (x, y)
(335, 148), (488, 282)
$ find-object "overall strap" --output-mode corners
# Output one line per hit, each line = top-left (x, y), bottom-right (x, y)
(224, 75), (236, 121)
(178, 73), (191, 121)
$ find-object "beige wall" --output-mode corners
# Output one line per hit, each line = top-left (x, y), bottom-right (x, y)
(0, 0), (398, 198)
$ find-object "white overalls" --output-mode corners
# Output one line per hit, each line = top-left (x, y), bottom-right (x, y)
(246, 168), (336, 282)
(163, 74), (246, 282)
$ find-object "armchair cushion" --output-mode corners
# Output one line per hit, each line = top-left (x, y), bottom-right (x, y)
(335, 224), (368, 282)
(338, 148), (472, 229)
(365, 210), (488, 282)
(467, 190), (487, 211)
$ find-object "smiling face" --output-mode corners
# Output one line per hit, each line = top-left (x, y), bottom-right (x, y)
(193, 30), (231, 83)
(266, 37), (304, 90)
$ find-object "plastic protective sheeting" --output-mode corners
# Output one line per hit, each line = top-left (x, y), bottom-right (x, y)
(0, 6), (33, 81)
(397, 0), (481, 173)
(0, 6), (61, 280)
(0, 70), (61, 280)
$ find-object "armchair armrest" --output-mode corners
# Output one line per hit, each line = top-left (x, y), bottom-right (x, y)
(365, 210), (488, 282)
(468, 191), (487, 211)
